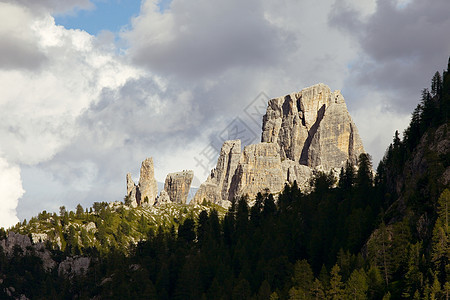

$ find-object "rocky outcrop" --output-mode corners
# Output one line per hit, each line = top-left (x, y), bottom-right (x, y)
(192, 83), (365, 207)
(164, 170), (194, 204)
(191, 140), (241, 206)
(229, 143), (284, 201)
(155, 190), (171, 205)
(126, 173), (138, 207)
(261, 83), (364, 170)
(126, 158), (158, 206)
(0, 232), (55, 270)
(58, 256), (90, 278)
(138, 158), (158, 206)
(0, 231), (32, 254)
(31, 233), (48, 244)
(281, 160), (313, 190)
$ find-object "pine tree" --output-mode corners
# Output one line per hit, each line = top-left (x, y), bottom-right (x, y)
(289, 260), (314, 299)
(431, 189), (450, 285)
(328, 264), (345, 300)
(431, 71), (442, 96)
(310, 278), (325, 300)
(368, 221), (392, 287)
(345, 269), (368, 300)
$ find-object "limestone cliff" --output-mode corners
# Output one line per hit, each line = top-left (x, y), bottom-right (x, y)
(164, 170), (194, 204)
(228, 143), (284, 201)
(191, 140), (241, 207)
(192, 83), (366, 207)
(261, 83), (364, 170)
(126, 173), (138, 207)
(138, 158), (158, 206)
(126, 158), (158, 206)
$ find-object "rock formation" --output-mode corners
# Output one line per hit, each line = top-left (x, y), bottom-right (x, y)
(0, 232), (55, 270)
(164, 170), (194, 204)
(281, 160), (313, 189)
(126, 158), (158, 206)
(138, 158), (158, 205)
(261, 83), (365, 169)
(191, 140), (241, 207)
(126, 173), (138, 207)
(229, 143), (284, 201)
(155, 190), (171, 205)
(192, 83), (366, 206)
(58, 256), (90, 278)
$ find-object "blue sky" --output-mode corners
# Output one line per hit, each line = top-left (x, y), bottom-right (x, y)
(54, 0), (172, 35)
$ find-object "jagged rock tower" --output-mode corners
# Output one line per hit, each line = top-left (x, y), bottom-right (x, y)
(126, 158), (158, 207)
(192, 83), (365, 207)
(163, 170), (194, 204)
(261, 83), (365, 170)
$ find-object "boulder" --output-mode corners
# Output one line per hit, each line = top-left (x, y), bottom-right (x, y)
(155, 190), (171, 205)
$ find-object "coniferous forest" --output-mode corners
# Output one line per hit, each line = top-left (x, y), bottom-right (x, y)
(1, 58), (449, 299)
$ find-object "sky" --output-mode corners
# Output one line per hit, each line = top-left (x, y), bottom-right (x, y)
(1, 0), (450, 228)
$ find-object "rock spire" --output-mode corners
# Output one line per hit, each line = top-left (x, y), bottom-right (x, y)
(126, 157), (158, 206)
(164, 170), (194, 204)
(192, 83), (366, 206)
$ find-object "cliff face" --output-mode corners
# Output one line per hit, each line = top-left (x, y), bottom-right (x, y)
(138, 158), (159, 205)
(228, 143), (284, 201)
(126, 158), (158, 206)
(191, 140), (241, 207)
(192, 83), (366, 206)
(261, 83), (364, 170)
(164, 170), (194, 204)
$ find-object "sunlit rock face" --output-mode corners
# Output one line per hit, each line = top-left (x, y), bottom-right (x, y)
(228, 143), (284, 201)
(126, 157), (158, 206)
(164, 170), (194, 204)
(191, 140), (241, 207)
(261, 83), (365, 170)
(192, 83), (366, 206)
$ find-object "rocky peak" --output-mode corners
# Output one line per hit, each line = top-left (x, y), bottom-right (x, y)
(164, 170), (194, 204)
(261, 83), (364, 170)
(192, 83), (366, 206)
(126, 173), (138, 207)
(191, 140), (241, 207)
(138, 158), (158, 205)
(126, 158), (158, 206)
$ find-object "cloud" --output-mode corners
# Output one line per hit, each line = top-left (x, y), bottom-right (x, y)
(6, 0), (94, 14)
(0, 157), (24, 228)
(123, 0), (292, 78)
(330, 0), (450, 113)
(0, 2), (143, 226)
(0, 3), (48, 70)
(0, 9), (141, 166)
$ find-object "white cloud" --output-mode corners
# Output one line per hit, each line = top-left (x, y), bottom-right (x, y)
(0, 157), (24, 228)
(350, 92), (412, 165)
(6, 0), (94, 14)
(0, 2), (143, 227)
(2, 0), (449, 226)
(123, 0), (292, 78)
